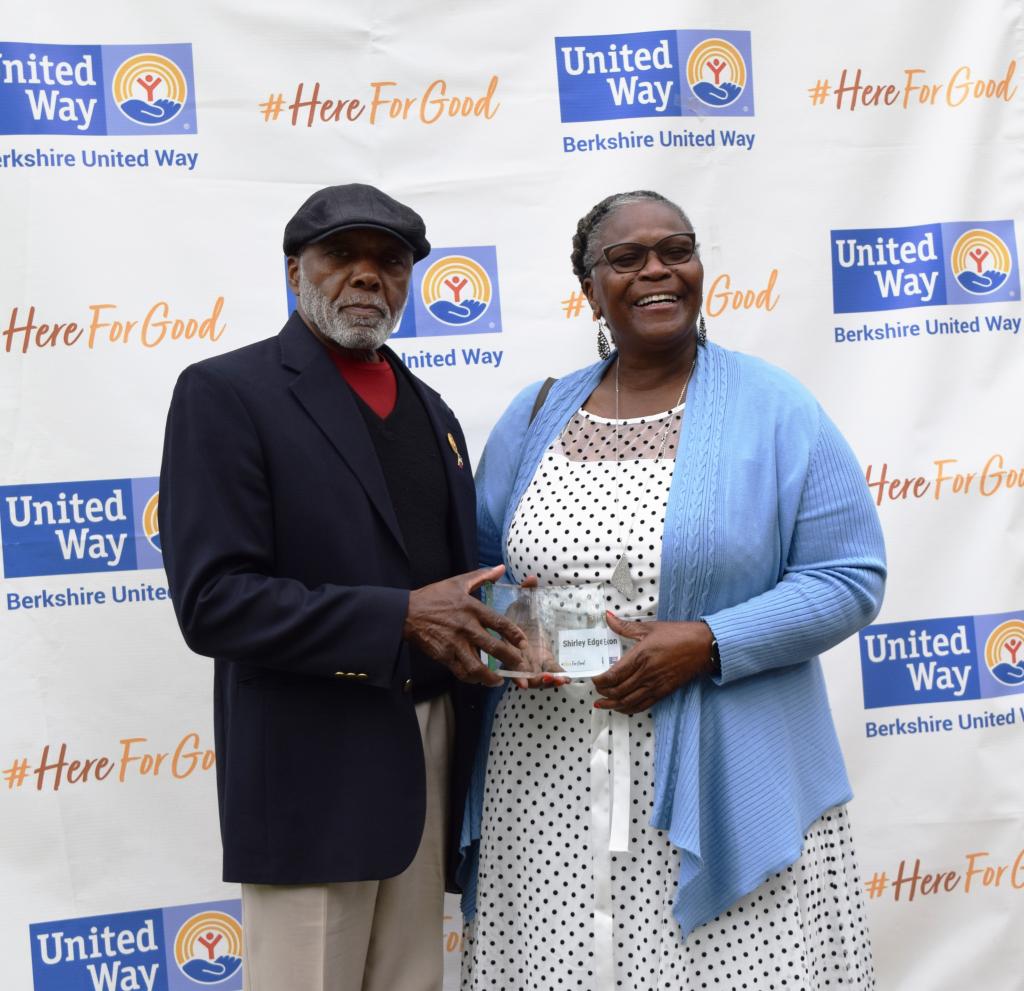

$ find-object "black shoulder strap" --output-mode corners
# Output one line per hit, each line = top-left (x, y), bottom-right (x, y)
(529, 377), (557, 424)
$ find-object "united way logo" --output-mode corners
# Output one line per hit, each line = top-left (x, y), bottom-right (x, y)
(950, 228), (1013, 295)
(174, 911), (243, 984)
(112, 51), (189, 126)
(419, 255), (492, 326)
(686, 38), (747, 108)
(396, 246), (501, 337)
(29, 899), (243, 991)
(554, 29), (754, 123)
(0, 41), (196, 135)
(984, 619), (1024, 687)
(143, 491), (161, 551)
(0, 476), (162, 578)
(860, 610), (1024, 708)
(831, 219), (1019, 314)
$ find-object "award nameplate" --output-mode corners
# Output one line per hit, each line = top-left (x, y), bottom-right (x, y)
(481, 583), (623, 680)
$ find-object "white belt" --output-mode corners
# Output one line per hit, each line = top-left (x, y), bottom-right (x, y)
(590, 705), (630, 990)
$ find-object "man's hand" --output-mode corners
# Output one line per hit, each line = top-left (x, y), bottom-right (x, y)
(404, 565), (527, 687)
(591, 613), (715, 713)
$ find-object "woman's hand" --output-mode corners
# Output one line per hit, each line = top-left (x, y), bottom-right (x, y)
(591, 612), (715, 713)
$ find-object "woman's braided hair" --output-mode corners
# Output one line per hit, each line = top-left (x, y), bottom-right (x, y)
(570, 190), (692, 285)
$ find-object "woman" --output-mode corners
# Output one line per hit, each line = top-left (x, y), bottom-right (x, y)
(459, 191), (885, 990)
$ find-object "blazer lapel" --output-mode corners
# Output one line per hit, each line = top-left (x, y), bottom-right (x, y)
(393, 351), (476, 573)
(280, 314), (407, 557)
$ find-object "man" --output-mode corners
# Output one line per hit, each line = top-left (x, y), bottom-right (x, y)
(159, 184), (524, 991)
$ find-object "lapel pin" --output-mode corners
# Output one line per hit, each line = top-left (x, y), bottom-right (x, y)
(447, 432), (464, 469)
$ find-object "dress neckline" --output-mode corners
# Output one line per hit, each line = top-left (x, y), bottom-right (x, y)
(576, 401), (686, 426)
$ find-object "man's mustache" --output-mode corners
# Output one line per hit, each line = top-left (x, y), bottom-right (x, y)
(336, 294), (389, 317)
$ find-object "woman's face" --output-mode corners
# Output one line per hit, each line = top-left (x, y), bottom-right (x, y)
(582, 200), (704, 356)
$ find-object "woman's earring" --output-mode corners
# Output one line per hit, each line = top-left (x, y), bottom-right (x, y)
(597, 318), (612, 359)
(697, 312), (707, 347)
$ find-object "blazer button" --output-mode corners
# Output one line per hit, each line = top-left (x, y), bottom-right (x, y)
(403, 679), (413, 693)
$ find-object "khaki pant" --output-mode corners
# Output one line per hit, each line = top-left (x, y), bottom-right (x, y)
(242, 693), (453, 991)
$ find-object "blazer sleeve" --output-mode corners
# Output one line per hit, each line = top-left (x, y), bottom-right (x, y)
(159, 362), (409, 686)
(703, 408), (887, 684)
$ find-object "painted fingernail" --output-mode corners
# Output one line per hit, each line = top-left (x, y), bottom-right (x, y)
(541, 674), (553, 684)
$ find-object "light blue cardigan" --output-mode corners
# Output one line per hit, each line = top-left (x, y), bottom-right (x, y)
(459, 341), (886, 937)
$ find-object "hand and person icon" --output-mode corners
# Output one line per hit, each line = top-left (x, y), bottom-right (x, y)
(181, 930), (243, 983)
(119, 72), (182, 123)
(990, 637), (1024, 685)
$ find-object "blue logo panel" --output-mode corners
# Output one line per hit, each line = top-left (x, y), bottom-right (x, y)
(163, 900), (244, 991)
(99, 44), (197, 136)
(30, 908), (169, 991)
(975, 610), (1024, 700)
(397, 246), (502, 339)
(861, 610), (1024, 709)
(555, 31), (679, 123)
(860, 615), (979, 709)
(831, 220), (1019, 314)
(0, 476), (163, 578)
(940, 219), (1019, 307)
(554, 29), (754, 123)
(29, 900), (243, 991)
(284, 257), (298, 316)
(132, 476), (163, 570)
(0, 42), (105, 135)
(831, 224), (946, 314)
(676, 30), (755, 117)
(0, 41), (196, 136)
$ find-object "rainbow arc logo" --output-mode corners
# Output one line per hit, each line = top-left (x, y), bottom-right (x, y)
(984, 620), (1024, 687)
(686, 38), (746, 108)
(174, 911), (243, 984)
(420, 255), (493, 327)
(950, 229), (1012, 295)
(111, 52), (189, 126)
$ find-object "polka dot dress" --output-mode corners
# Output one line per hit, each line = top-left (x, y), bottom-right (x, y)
(461, 405), (876, 990)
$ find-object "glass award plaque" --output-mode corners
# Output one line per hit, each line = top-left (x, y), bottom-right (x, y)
(481, 583), (622, 679)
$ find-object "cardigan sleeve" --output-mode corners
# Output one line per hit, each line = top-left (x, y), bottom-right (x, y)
(474, 381), (545, 571)
(702, 408), (886, 684)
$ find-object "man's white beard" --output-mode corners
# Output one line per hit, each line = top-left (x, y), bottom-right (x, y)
(298, 273), (400, 351)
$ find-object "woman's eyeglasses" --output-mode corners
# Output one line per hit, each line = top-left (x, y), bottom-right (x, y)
(597, 233), (697, 273)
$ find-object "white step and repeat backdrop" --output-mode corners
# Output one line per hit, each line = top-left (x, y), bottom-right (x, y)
(1, 2), (1021, 989)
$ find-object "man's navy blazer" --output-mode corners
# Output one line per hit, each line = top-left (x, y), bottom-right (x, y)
(159, 312), (484, 887)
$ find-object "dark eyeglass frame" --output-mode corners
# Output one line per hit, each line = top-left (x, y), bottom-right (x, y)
(594, 232), (698, 274)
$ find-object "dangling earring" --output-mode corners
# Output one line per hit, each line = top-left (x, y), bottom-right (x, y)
(697, 312), (707, 347)
(597, 318), (612, 359)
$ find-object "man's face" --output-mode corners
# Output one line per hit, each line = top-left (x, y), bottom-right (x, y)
(287, 228), (414, 350)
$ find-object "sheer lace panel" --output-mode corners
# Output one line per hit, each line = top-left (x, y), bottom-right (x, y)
(556, 405), (685, 463)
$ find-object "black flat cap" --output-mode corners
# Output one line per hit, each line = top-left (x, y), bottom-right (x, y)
(283, 183), (430, 260)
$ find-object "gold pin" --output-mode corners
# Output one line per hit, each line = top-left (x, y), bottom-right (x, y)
(447, 432), (464, 469)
